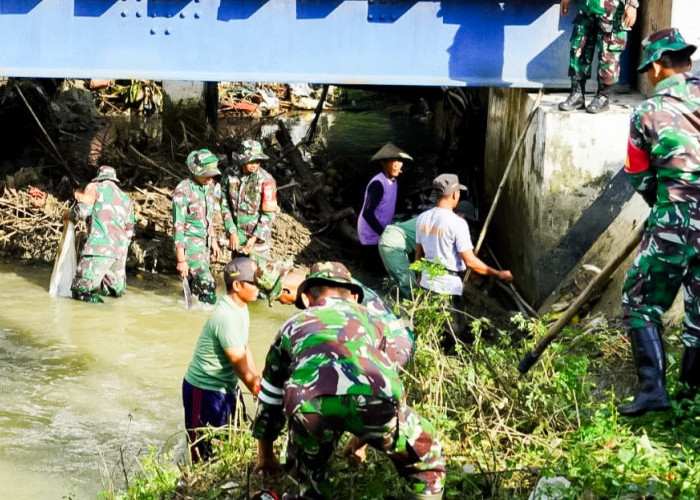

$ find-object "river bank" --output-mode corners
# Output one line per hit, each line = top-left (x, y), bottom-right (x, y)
(0, 80), (449, 291)
(114, 286), (700, 500)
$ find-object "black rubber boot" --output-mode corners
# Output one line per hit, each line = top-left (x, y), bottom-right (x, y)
(558, 80), (586, 111)
(72, 290), (104, 303)
(586, 85), (612, 114)
(618, 326), (671, 417)
(677, 346), (700, 400)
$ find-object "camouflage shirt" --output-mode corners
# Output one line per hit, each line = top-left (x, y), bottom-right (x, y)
(71, 180), (134, 258)
(579, 0), (626, 18)
(253, 296), (404, 441)
(172, 178), (217, 251)
(220, 166), (278, 243)
(356, 280), (414, 370)
(625, 73), (700, 208)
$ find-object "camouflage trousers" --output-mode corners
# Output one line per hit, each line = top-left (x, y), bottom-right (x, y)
(71, 253), (127, 301)
(182, 236), (216, 305)
(236, 214), (271, 264)
(568, 11), (628, 86)
(622, 206), (700, 347)
(379, 227), (416, 300)
(235, 230), (271, 265)
(287, 394), (445, 499)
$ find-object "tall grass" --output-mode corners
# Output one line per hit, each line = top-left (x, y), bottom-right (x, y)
(110, 289), (700, 499)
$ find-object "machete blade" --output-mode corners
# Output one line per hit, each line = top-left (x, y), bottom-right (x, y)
(182, 277), (193, 309)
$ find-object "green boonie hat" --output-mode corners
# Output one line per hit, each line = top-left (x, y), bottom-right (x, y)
(638, 27), (697, 73)
(370, 143), (413, 163)
(256, 258), (294, 306)
(93, 165), (119, 183)
(295, 261), (364, 309)
(236, 139), (269, 164)
(187, 149), (221, 177)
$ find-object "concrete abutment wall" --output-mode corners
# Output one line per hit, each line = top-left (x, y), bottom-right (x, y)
(484, 89), (636, 307)
(482, 2), (699, 318)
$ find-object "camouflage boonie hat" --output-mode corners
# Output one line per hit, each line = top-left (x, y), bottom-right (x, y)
(93, 165), (119, 183)
(186, 149), (221, 177)
(370, 143), (413, 163)
(236, 140), (269, 164)
(295, 261), (364, 309)
(638, 27), (697, 73)
(256, 258), (294, 306)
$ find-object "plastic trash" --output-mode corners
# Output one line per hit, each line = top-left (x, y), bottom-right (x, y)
(49, 221), (77, 297)
(528, 476), (571, 500)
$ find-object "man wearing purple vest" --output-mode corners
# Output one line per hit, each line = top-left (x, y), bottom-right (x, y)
(357, 143), (413, 267)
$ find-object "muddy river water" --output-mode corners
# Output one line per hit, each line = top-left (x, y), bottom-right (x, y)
(0, 260), (290, 498)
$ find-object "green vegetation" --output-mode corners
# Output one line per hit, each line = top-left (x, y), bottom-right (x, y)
(105, 282), (700, 499)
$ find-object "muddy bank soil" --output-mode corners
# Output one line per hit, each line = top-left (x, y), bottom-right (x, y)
(0, 80), (368, 276)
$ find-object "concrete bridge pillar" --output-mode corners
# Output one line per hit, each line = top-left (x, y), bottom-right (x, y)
(161, 81), (217, 139)
(483, 88), (642, 306)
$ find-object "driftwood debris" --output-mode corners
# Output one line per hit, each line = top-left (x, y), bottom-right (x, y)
(275, 119), (359, 244)
(0, 186), (69, 260)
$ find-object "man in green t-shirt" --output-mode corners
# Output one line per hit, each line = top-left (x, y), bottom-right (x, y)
(182, 257), (262, 462)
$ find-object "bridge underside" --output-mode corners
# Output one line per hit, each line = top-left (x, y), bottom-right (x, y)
(0, 0), (613, 87)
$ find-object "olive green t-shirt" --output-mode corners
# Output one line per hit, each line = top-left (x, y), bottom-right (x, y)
(184, 295), (249, 393)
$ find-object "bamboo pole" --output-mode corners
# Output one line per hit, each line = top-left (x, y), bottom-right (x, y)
(462, 89), (543, 292)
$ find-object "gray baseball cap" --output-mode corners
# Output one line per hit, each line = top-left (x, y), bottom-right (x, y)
(433, 173), (466, 197)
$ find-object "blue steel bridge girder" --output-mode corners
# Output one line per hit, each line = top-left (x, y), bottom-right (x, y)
(0, 0), (621, 88)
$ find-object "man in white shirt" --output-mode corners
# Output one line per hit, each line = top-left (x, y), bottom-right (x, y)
(415, 173), (513, 348)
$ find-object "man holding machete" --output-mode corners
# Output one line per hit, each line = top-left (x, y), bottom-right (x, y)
(172, 149), (223, 305)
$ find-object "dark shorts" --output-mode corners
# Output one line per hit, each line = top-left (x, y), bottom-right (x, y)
(182, 378), (244, 461)
(182, 378), (244, 429)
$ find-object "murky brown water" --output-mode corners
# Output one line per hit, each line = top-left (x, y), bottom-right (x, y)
(0, 260), (290, 499)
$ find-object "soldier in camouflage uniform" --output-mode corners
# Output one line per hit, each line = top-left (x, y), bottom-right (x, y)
(559, 0), (639, 114)
(257, 260), (414, 369)
(253, 262), (444, 500)
(619, 28), (699, 416)
(70, 165), (135, 303)
(220, 140), (278, 263)
(172, 149), (222, 305)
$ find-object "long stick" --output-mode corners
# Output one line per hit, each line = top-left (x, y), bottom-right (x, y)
(462, 89), (543, 290)
(517, 222), (645, 374)
(485, 244), (538, 318)
(15, 84), (65, 164)
(304, 84), (329, 145)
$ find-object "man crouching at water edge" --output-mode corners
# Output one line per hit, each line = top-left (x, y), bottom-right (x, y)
(182, 257), (262, 463)
(252, 262), (445, 500)
(257, 260), (414, 466)
(258, 260), (414, 371)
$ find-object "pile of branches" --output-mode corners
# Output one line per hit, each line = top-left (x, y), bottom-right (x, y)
(90, 79), (164, 116)
(0, 186), (68, 261)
